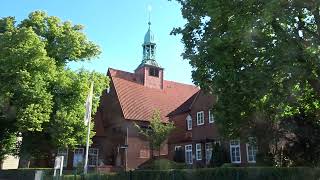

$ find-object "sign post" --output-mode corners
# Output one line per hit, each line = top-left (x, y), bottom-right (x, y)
(53, 156), (64, 177)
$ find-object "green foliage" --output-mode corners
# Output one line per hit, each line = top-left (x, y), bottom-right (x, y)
(122, 168), (320, 180)
(138, 159), (186, 170)
(0, 168), (53, 180)
(210, 143), (229, 167)
(0, 11), (109, 162)
(40, 168), (320, 180)
(135, 110), (175, 157)
(279, 113), (320, 167)
(172, 0), (320, 165)
(44, 172), (127, 180)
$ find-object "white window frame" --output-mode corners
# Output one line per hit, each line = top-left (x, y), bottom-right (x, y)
(230, 139), (241, 163)
(57, 148), (68, 167)
(196, 143), (202, 160)
(208, 110), (214, 123)
(205, 143), (213, 164)
(88, 148), (99, 167)
(196, 111), (204, 125)
(186, 115), (192, 130)
(246, 138), (258, 163)
(73, 148), (84, 167)
(185, 144), (193, 164)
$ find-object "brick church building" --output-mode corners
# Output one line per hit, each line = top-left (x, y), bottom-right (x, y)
(91, 21), (199, 170)
(56, 21), (257, 170)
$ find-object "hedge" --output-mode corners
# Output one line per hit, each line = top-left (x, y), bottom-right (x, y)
(0, 168), (53, 180)
(138, 159), (187, 170)
(122, 167), (319, 180)
(54, 167), (320, 180)
(129, 167), (320, 180)
(2, 167), (320, 180)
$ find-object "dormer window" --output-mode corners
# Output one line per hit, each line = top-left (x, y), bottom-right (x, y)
(149, 68), (159, 77)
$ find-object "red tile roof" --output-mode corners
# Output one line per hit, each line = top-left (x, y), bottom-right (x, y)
(108, 68), (199, 122)
(167, 91), (200, 117)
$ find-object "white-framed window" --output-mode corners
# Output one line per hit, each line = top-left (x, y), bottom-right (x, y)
(186, 115), (192, 130)
(185, 144), (193, 164)
(196, 111), (204, 125)
(205, 143), (213, 164)
(196, 143), (202, 160)
(246, 138), (258, 163)
(208, 110), (214, 123)
(88, 148), (99, 167)
(73, 148), (84, 167)
(230, 139), (241, 163)
(57, 148), (68, 167)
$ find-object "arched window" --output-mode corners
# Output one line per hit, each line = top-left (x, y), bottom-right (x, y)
(186, 115), (192, 130)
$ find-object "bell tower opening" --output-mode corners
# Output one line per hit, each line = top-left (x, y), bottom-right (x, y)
(135, 18), (164, 89)
(149, 67), (159, 77)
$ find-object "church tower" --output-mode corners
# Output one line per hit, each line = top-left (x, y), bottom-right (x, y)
(135, 20), (164, 90)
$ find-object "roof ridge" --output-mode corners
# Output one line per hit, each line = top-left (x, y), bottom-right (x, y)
(109, 67), (198, 88)
(108, 67), (135, 76)
(164, 79), (197, 88)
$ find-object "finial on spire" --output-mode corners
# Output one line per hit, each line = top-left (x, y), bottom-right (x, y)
(147, 5), (152, 29)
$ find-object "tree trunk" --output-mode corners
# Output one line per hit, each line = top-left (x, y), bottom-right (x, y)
(308, 79), (320, 98)
(150, 142), (154, 159)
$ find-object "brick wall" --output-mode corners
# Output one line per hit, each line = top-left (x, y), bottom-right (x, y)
(135, 66), (163, 90)
(168, 91), (254, 166)
(93, 79), (168, 169)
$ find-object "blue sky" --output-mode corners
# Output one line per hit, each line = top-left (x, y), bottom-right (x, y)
(0, 0), (194, 85)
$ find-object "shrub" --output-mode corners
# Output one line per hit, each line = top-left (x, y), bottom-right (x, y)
(210, 143), (229, 167)
(0, 168), (53, 180)
(138, 159), (186, 170)
(129, 167), (320, 180)
(41, 167), (320, 180)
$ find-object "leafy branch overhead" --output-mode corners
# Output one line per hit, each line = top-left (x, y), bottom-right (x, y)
(173, 0), (320, 166)
(0, 11), (109, 161)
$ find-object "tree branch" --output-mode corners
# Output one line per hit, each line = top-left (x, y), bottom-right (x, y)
(312, 1), (320, 36)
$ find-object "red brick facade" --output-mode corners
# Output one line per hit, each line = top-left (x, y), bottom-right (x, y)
(135, 65), (164, 90)
(89, 66), (198, 170)
(168, 91), (257, 166)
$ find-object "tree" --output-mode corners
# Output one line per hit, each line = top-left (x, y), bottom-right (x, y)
(279, 112), (320, 167)
(210, 143), (229, 167)
(172, 0), (320, 165)
(135, 110), (175, 158)
(0, 11), (109, 165)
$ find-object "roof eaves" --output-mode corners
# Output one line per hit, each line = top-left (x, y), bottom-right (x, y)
(188, 90), (201, 110)
(107, 69), (127, 120)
